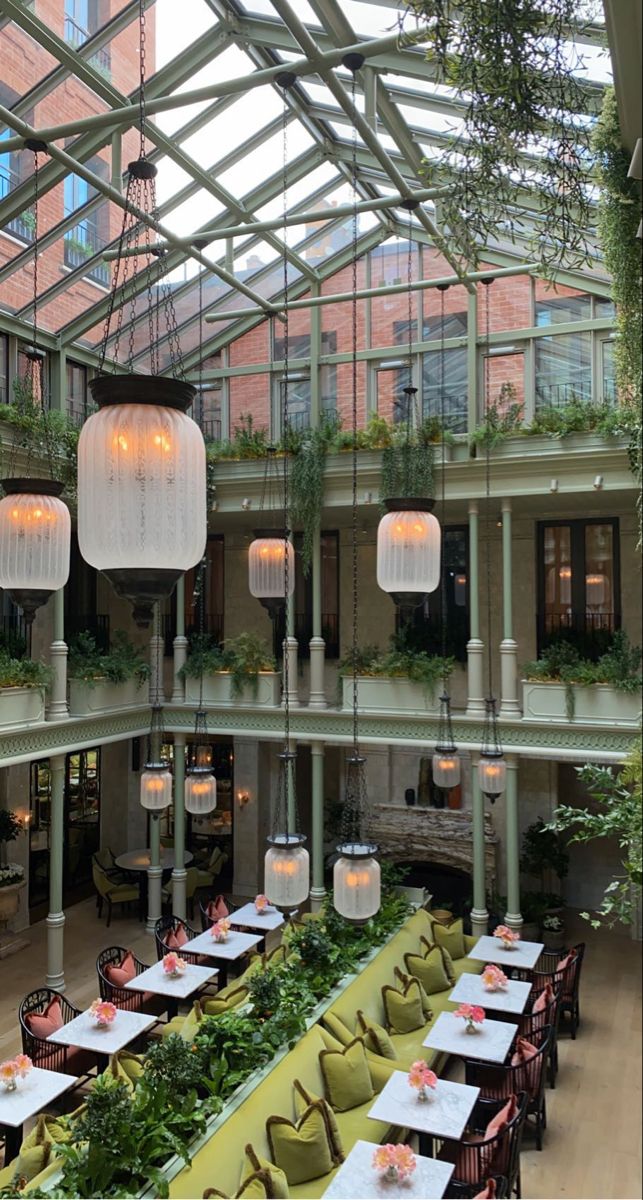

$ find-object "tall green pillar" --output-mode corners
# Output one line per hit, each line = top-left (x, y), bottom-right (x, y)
(46, 755), (66, 989)
(47, 588), (68, 720)
(310, 742), (326, 910)
(171, 732), (187, 919)
(500, 499), (519, 716)
(170, 575), (187, 704)
(466, 500), (485, 717)
(470, 759), (489, 936)
(504, 757), (522, 929)
(147, 604), (164, 933)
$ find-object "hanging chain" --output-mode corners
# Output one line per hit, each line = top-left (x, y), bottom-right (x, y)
(31, 152), (39, 361)
(138, 0), (147, 158)
(280, 78), (291, 760)
(350, 68), (360, 759)
(483, 279), (493, 698)
(438, 282), (449, 684)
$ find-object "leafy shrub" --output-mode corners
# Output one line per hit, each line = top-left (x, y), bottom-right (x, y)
(523, 631), (642, 718)
(68, 630), (149, 686)
(0, 654), (51, 689)
(338, 636), (453, 702)
(180, 632), (276, 699)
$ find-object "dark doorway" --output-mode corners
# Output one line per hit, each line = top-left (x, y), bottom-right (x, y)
(397, 861), (472, 921)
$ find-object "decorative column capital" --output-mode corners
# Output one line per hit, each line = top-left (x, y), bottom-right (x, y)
(468, 499), (479, 516)
(501, 497), (512, 514)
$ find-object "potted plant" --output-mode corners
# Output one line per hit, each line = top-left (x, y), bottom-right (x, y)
(339, 636), (453, 715)
(0, 654), (50, 729)
(522, 632), (642, 726)
(68, 631), (150, 715)
(180, 632), (279, 706)
(520, 817), (570, 937)
(542, 913), (565, 950)
(0, 810), (26, 934)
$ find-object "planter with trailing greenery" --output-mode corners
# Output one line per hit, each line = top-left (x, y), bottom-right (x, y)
(180, 632), (279, 707)
(339, 637), (454, 714)
(0, 655), (50, 729)
(522, 632), (642, 726)
(68, 631), (150, 715)
(469, 394), (631, 457)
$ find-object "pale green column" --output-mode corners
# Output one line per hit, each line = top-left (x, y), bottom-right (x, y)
(310, 742), (326, 910)
(48, 347), (66, 413)
(46, 588), (68, 720)
(470, 759), (489, 937)
(309, 530), (327, 708)
(466, 500), (485, 717)
(170, 575), (187, 704)
(466, 289), (478, 434)
(46, 754), (66, 989)
(500, 499), (520, 715)
(171, 732), (187, 919)
(504, 757), (522, 929)
(147, 604), (164, 933)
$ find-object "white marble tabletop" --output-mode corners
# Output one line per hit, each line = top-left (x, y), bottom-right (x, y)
(322, 1139), (454, 1200)
(467, 934), (544, 971)
(124, 960), (218, 999)
(0, 1067), (78, 1128)
(229, 902), (285, 932)
(423, 1011), (516, 1064)
(47, 1008), (156, 1054)
(368, 1071), (479, 1142)
(187, 928), (263, 961)
(449, 971), (532, 1015)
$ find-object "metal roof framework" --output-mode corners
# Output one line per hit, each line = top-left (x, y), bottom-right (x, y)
(0, 0), (611, 371)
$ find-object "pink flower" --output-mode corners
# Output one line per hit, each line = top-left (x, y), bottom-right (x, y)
(211, 918), (231, 942)
(408, 1060), (438, 1091)
(372, 1144), (416, 1180)
(162, 952), (186, 975)
(454, 1002), (485, 1025)
(0, 1060), (17, 1084)
(13, 1054), (32, 1078)
(254, 894), (269, 912)
(89, 999), (117, 1025)
(493, 925), (519, 943)
(482, 964), (508, 990)
(372, 1144), (397, 1172)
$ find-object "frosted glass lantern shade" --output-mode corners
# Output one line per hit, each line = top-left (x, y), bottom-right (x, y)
(185, 770), (217, 815)
(334, 846), (381, 923)
(478, 754), (506, 800)
(585, 573), (607, 607)
(376, 505), (440, 598)
(432, 751), (461, 790)
(140, 764), (172, 811)
(248, 536), (295, 603)
(0, 479), (70, 622)
(264, 834), (309, 909)
(78, 376), (206, 626)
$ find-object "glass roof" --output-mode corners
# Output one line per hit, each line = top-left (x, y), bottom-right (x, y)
(0, 0), (611, 366)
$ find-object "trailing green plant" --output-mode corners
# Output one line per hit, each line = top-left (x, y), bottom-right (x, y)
(528, 396), (630, 439)
(522, 631), (642, 718)
(546, 748), (642, 928)
(405, 0), (597, 274)
(179, 631), (276, 699)
(0, 378), (79, 495)
(289, 413), (339, 576)
(520, 817), (569, 899)
(207, 413), (271, 462)
(338, 635), (453, 703)
(0, 653), (52, 690)
(469, 387), (524, 451)
(67, 630), (150, 686)
(381, 435), (435, 501)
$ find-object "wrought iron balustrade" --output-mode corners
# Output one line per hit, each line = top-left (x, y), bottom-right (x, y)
(64, 219), (110, 286)
(64, 15), (111, 78)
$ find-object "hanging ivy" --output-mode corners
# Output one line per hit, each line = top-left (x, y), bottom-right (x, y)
(403, 0), (600, 274)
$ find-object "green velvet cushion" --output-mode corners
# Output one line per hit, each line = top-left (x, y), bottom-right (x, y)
(404, 946), (450, 995)
(266, 1102), (334, 1186)
(293, 1081), (344, 1165)
(204, 1170), (274, 1199)
(433, 917), (466, 960)
(381, 978), (425, 1034)
(356, 1010), (398, 1061)
(242, 1145), (290, 1198)
(204, 986), (248, 1016)
(319, 1038), (374, 1113)
(161, 999), (204, 1041)
(15, 1114), (71, 1183)
(393, 967), (433, 1020)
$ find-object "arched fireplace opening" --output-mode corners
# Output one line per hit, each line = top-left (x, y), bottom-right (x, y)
(397, 861), (472, 916)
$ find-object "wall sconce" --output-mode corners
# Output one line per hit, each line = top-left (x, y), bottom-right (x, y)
(363, 491), (373, 504)
(241, 498), (251, 510)
(236, 789), (251, 808)
(16, 810), (31, 831)
(593, 475), (604, 490)
(550, 478), (559, 493)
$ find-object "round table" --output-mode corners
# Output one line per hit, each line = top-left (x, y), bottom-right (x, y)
(115, 848), (194, 919)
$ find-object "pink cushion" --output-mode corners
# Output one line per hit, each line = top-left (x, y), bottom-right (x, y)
(533, 982), (554, 1013)
(25, 997), (63, 1039)
(105, 951), (136, 988)
(556, 949), (575, 973)
(474, 1182), (497, 1200)
(485, 1093), (517, 1142)
(512, 1036), (540, 1092)
(207, 896), (229, 920)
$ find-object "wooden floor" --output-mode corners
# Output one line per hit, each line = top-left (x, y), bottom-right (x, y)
(1, 904), (641, 1199)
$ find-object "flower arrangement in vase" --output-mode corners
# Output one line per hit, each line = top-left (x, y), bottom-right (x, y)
(482, 963), (509, 992)
(454, 1003), (485, 1033)
(89, 999), (117, 1028)
(493, 924), (520, 950)
(162, 952), (187, 977)
(211, 918), (231, 943)
(254, 893), (269, 914)
(372, 1143), (416, 1183)
(0, 1054), (32, 1092)
(408, 1060), (438, 1101)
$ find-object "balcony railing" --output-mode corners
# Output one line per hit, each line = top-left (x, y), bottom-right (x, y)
(64, 220), (110, 286)
(538, 611), (616, 659)
(1, 164), (35, 242)
(163, 613), (224, 657)
(535, 376), (592, 409)
(201, 417), (222, 442)
(64, 15), (112, 79)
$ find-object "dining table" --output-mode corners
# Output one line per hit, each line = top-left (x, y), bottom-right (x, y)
(467, 934), (544, 972)
(449, 971), (532, 1016)
(124, 960), (219, 1018)
(321, 1139), (454, 1199)
(423, 1010), (517, 1065)
(367, 1069), (480, 1157)
(186, 927), (263, 988)
(47, 1007), (156, 1072)
(115, 847), (194, 919)
(0, 1067), (77, 1162)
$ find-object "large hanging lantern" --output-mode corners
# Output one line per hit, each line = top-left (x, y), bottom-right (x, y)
(140, 761), (172, 811)
(0, 478), (71, 624)
(432, 693), (460, 791)
(376, 499), (441, 608)
(478, 697), (506, 803)
(248, 529), (295, 614)
(333, 755), (381, 923)
(185, 709), (217, 816)
(78, 376), (207, 627)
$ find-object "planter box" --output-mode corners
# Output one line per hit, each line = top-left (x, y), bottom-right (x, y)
(473, 433), (627, 459)
(184, 672), (281, 707)
(68, 677), (148, 716)
(342, 675), (441, 715)
(522, 680), (642, 728)
(0, 685), (45, 730)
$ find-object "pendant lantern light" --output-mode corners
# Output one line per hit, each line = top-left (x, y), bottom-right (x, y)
(77, 8), (205, 628)
(478, 280), (505, 804)
(140, 701), (172, 812)
(0, 144), (71, 623)
(185, 557), (217, 816)
(333, 54), (380, 925)
(263, 73), (309, 911)
(377, 199), (440, 617)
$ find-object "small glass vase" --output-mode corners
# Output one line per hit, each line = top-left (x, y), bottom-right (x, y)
(383, 1165), (399, 1183)
(501, 939), (515, 950)
(465, 1020), (478, 1034)
(3, 1079), (17, 1092)
(417, 1084), (431, 1102)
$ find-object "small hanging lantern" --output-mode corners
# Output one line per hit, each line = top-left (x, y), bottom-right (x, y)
(248, 528), (295, 614)
(264, 752), (309, 909)
(0, 479), (71, 625)
(478, 696), (506, 803)
(78, 375), (206, 628)
(432, 693), (460, 791)
(334, 755), (380, 923)
(185, 708), (217, 816)
(140, 759), (173, 811)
